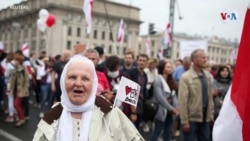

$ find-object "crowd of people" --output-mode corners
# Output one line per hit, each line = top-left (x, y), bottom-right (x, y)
(0, 47), (233, 141)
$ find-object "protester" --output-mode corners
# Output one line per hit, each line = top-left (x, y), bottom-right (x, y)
(123, 54), (148, 129)
(32, 55), (144, 141)
(51, 50), (71, 102)
(7, 54), (29, 127)
(4, 52), (16, 122)
(150, 60), (179, 141)
(84, 48), (110, 95)
(178, 49), (214, 141)
(213, 65), (231, 119)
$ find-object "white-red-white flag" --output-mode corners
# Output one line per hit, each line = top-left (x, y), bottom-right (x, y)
(164, 23), (172, 46)
(21, 43), (29, 57)
(115, 76), (140, 107)
(213, 3), (250, 141)
(145, 36), (151, 56)
(83, 0), (94, 34)
(117, 19), (125, 43)
(158, 47), (164, 60)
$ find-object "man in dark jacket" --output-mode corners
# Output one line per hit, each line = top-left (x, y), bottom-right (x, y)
(123, 54), (148, 129)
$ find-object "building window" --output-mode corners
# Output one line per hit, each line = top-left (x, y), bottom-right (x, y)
(108, 45), (112, 53)
(77, 15), (82, 22)
(102, 31), (105, 40)
(32, 28), (36, 36)
(40, 39), (45, 47)
(116, 46), (119, 53)
(67, 40), (71, 50)
(24, 29), (28, 37)
(77, 27), (81, 37)
(123, 47), (126, 55)
(94, 30), (97, 39)
(109, 32), (113, 41)
(124, 35), (127, 42)
(68, 13), (73, 21)
(68, 27), (72, 36)
(152, 40), (155, 47)
(31, 40), (36, 51)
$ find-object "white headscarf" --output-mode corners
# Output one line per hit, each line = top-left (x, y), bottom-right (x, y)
(56, 55), (98, 141)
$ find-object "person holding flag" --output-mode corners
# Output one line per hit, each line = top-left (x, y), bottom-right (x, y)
(33, 55), (144, 141)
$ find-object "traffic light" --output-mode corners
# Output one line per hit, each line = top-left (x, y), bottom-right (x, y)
(148, 23), (156, 35)
(163, 48), (171, 58)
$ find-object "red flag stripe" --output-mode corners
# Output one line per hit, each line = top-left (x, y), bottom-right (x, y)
(231, 8), (250, 141)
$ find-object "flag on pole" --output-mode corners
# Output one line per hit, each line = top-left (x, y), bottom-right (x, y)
(164, 23), (172, 46)
(145, 36), (151, 56)
(117, 19), (125, 43)
(83, 0), (94, 34)
(158, 47), (164, 60)
(213, 3), (250, 141)
(115, 76), (141, 107)
(21, 43), (29, 57)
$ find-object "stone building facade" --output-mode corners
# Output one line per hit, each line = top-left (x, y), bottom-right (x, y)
(140, 33), (237, 64)
(0, 0), (141, 56)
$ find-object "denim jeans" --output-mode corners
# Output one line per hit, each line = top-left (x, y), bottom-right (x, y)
(183, 121), (210, 141)
(151, 114), (173, 141)
(40, 83), (50, 113)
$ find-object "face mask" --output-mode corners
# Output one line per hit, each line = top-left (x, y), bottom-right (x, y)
(107, 70), (119, 78)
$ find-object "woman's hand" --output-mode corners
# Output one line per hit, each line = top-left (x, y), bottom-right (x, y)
(130, 114), (137, 122)
(51, 84), (56, 93)
(171, 108), (179, 116)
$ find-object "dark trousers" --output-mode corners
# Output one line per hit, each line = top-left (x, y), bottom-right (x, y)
(183, 121), (210, 141)
(151, 114), (173, 141)
(35, 80), (41, 104)
(22, 96), (29, 117)
(135, 113), (143, 129)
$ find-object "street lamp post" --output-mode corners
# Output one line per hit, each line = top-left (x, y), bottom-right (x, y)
(166, 0), (175, 59)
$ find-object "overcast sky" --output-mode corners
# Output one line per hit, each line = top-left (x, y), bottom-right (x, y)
(1, 0), (249, 41)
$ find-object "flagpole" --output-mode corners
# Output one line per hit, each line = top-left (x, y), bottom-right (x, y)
(103, 0), (117, 54)
(104, 98), (117, 140)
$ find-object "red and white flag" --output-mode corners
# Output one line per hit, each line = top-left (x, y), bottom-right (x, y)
(21, 43), (29, 57)
(164, 23), (172, 46)
(117, 19), (125, 43)
(213, 3), (250, 141)
(145, 36), (151, 56)
(115, 76), (140, 107)
(83, 0), (94, 34)
(158, 47), (164, 60)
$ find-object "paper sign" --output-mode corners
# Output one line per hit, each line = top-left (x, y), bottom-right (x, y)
(115, 76), (141, 107)
(74, 44), (86, 54)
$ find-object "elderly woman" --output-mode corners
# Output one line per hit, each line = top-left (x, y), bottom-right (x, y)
(33, 55), (144, 141)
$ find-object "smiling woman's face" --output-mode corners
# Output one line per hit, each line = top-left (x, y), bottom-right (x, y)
(65, 61), (93, 105)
